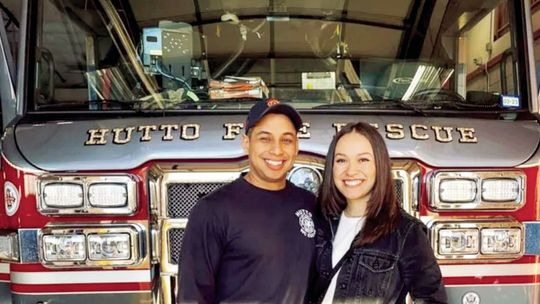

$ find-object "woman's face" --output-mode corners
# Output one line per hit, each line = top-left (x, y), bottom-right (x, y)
(332, 132), (377, 206)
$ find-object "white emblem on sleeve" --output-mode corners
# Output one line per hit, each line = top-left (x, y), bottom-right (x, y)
(295, 209), (315, 238)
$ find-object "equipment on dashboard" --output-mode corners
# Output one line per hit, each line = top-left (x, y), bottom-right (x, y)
(209, 76), (268, 100)
(141, 21), (194, 89)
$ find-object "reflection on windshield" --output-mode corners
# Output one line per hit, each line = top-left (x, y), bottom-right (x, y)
(35, 0), (519, 112)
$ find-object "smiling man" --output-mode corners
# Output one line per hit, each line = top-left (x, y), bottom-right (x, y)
(178, 99), (316, 304)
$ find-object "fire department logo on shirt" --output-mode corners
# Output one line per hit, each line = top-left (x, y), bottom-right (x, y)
(295, 209), (315, 238)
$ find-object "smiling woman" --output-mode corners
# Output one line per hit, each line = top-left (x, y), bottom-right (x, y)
(310, 122), (447, 304)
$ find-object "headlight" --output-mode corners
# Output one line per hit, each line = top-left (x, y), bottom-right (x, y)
(42, 235), (86, 262)
(481, 179), (520, 202)
(88, 184), (128, 207)
(438, 228), (479, 255)
(43, 183), (84, 208)
(288, 165), (322, 194)
(430, 171), (525, 210)
(430, 219), (523, 261)
(481, 228), (521, 254)
(39, 224), (144, 268)
(439, 179), (476, 203)
(38, 175), (137, 215)
(88, 233), (131, 260)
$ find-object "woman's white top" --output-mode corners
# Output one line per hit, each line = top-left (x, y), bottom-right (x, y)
(321, 212), (365, 304)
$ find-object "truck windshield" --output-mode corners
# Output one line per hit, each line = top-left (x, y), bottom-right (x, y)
(33, 0), (521, 112)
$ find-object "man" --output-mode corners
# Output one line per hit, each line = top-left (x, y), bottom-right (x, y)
(178, 98), (316, 303)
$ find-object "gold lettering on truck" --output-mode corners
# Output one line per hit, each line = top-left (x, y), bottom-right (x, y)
(85, 128), (110, 145)
(138, 125), (157, 142)
(432, 126), (453, 143)
(410, 124), (429, 140)
(333, 123), (347, 133)
(112, 127), (135, 144)
(386, 124), (405, 139)
(223, 123), (244, 140)
(457, 127), (478, 143)
(160, 124), (179, 141)
(181, 124), (200, 140)
(298, 123), (311, 139)
(83, 122), (479, 145)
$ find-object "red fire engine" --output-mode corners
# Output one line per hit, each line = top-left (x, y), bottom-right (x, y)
(0, 0), (539, 303)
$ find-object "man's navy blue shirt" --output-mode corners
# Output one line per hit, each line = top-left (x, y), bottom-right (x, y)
(178, 177), (316, 303)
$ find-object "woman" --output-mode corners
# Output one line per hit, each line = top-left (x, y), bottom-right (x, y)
(310, 122), (447, 304)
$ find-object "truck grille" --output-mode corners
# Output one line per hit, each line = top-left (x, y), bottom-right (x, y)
(168, 228), (185, 265)
(167, 183), (227, 218)
(394, 179), (403, 206)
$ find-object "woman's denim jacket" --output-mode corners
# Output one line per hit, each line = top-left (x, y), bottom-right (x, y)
(310, 209), (447, 304)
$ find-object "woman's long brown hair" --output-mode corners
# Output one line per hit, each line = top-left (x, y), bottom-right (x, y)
(317, 122), (400, 246)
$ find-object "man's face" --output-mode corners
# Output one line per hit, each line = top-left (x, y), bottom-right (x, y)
(242, 113), (299, 190)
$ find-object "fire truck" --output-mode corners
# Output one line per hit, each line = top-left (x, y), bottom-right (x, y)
(0, 0), (539, 303)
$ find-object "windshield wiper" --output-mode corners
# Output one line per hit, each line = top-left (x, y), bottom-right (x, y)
(36, 99), (136, 111)
(312, 99), (428, 115)
(35, 96), (264, 112)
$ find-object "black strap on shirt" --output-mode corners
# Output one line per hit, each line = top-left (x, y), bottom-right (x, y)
(311, 247), (354, 304)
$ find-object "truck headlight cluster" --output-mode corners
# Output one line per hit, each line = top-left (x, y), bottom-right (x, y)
(43, 234), (86, 261)
(430, 220), (523, 260)
(430, 171), (525, 210)
(39, 225), (144, 267)
(88, 233), (131, 260)
(38, 175), (137, 215)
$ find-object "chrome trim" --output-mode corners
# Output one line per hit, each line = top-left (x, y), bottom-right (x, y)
(160, 275), (175, 304)
(288, 164), (324, 179)
(149, 175), (160, 216)
(412, 174), (420, 211)
(428, 218), (524, 262)
(160, 219), (187, 275)
(429, 171), (525, 210)
(149, 170), (161, 266)
(151, 224), (160, 264)
(392, 160), (421, 216)
(287, 163), (324, 194)
(37, 175), (138, 215)
(0, 231), (19, 261)
(38, 224), (145, 268)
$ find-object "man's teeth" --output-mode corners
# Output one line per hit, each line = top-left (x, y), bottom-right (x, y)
(344, 179), (362, 186)
(266, 160), (284, 166)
